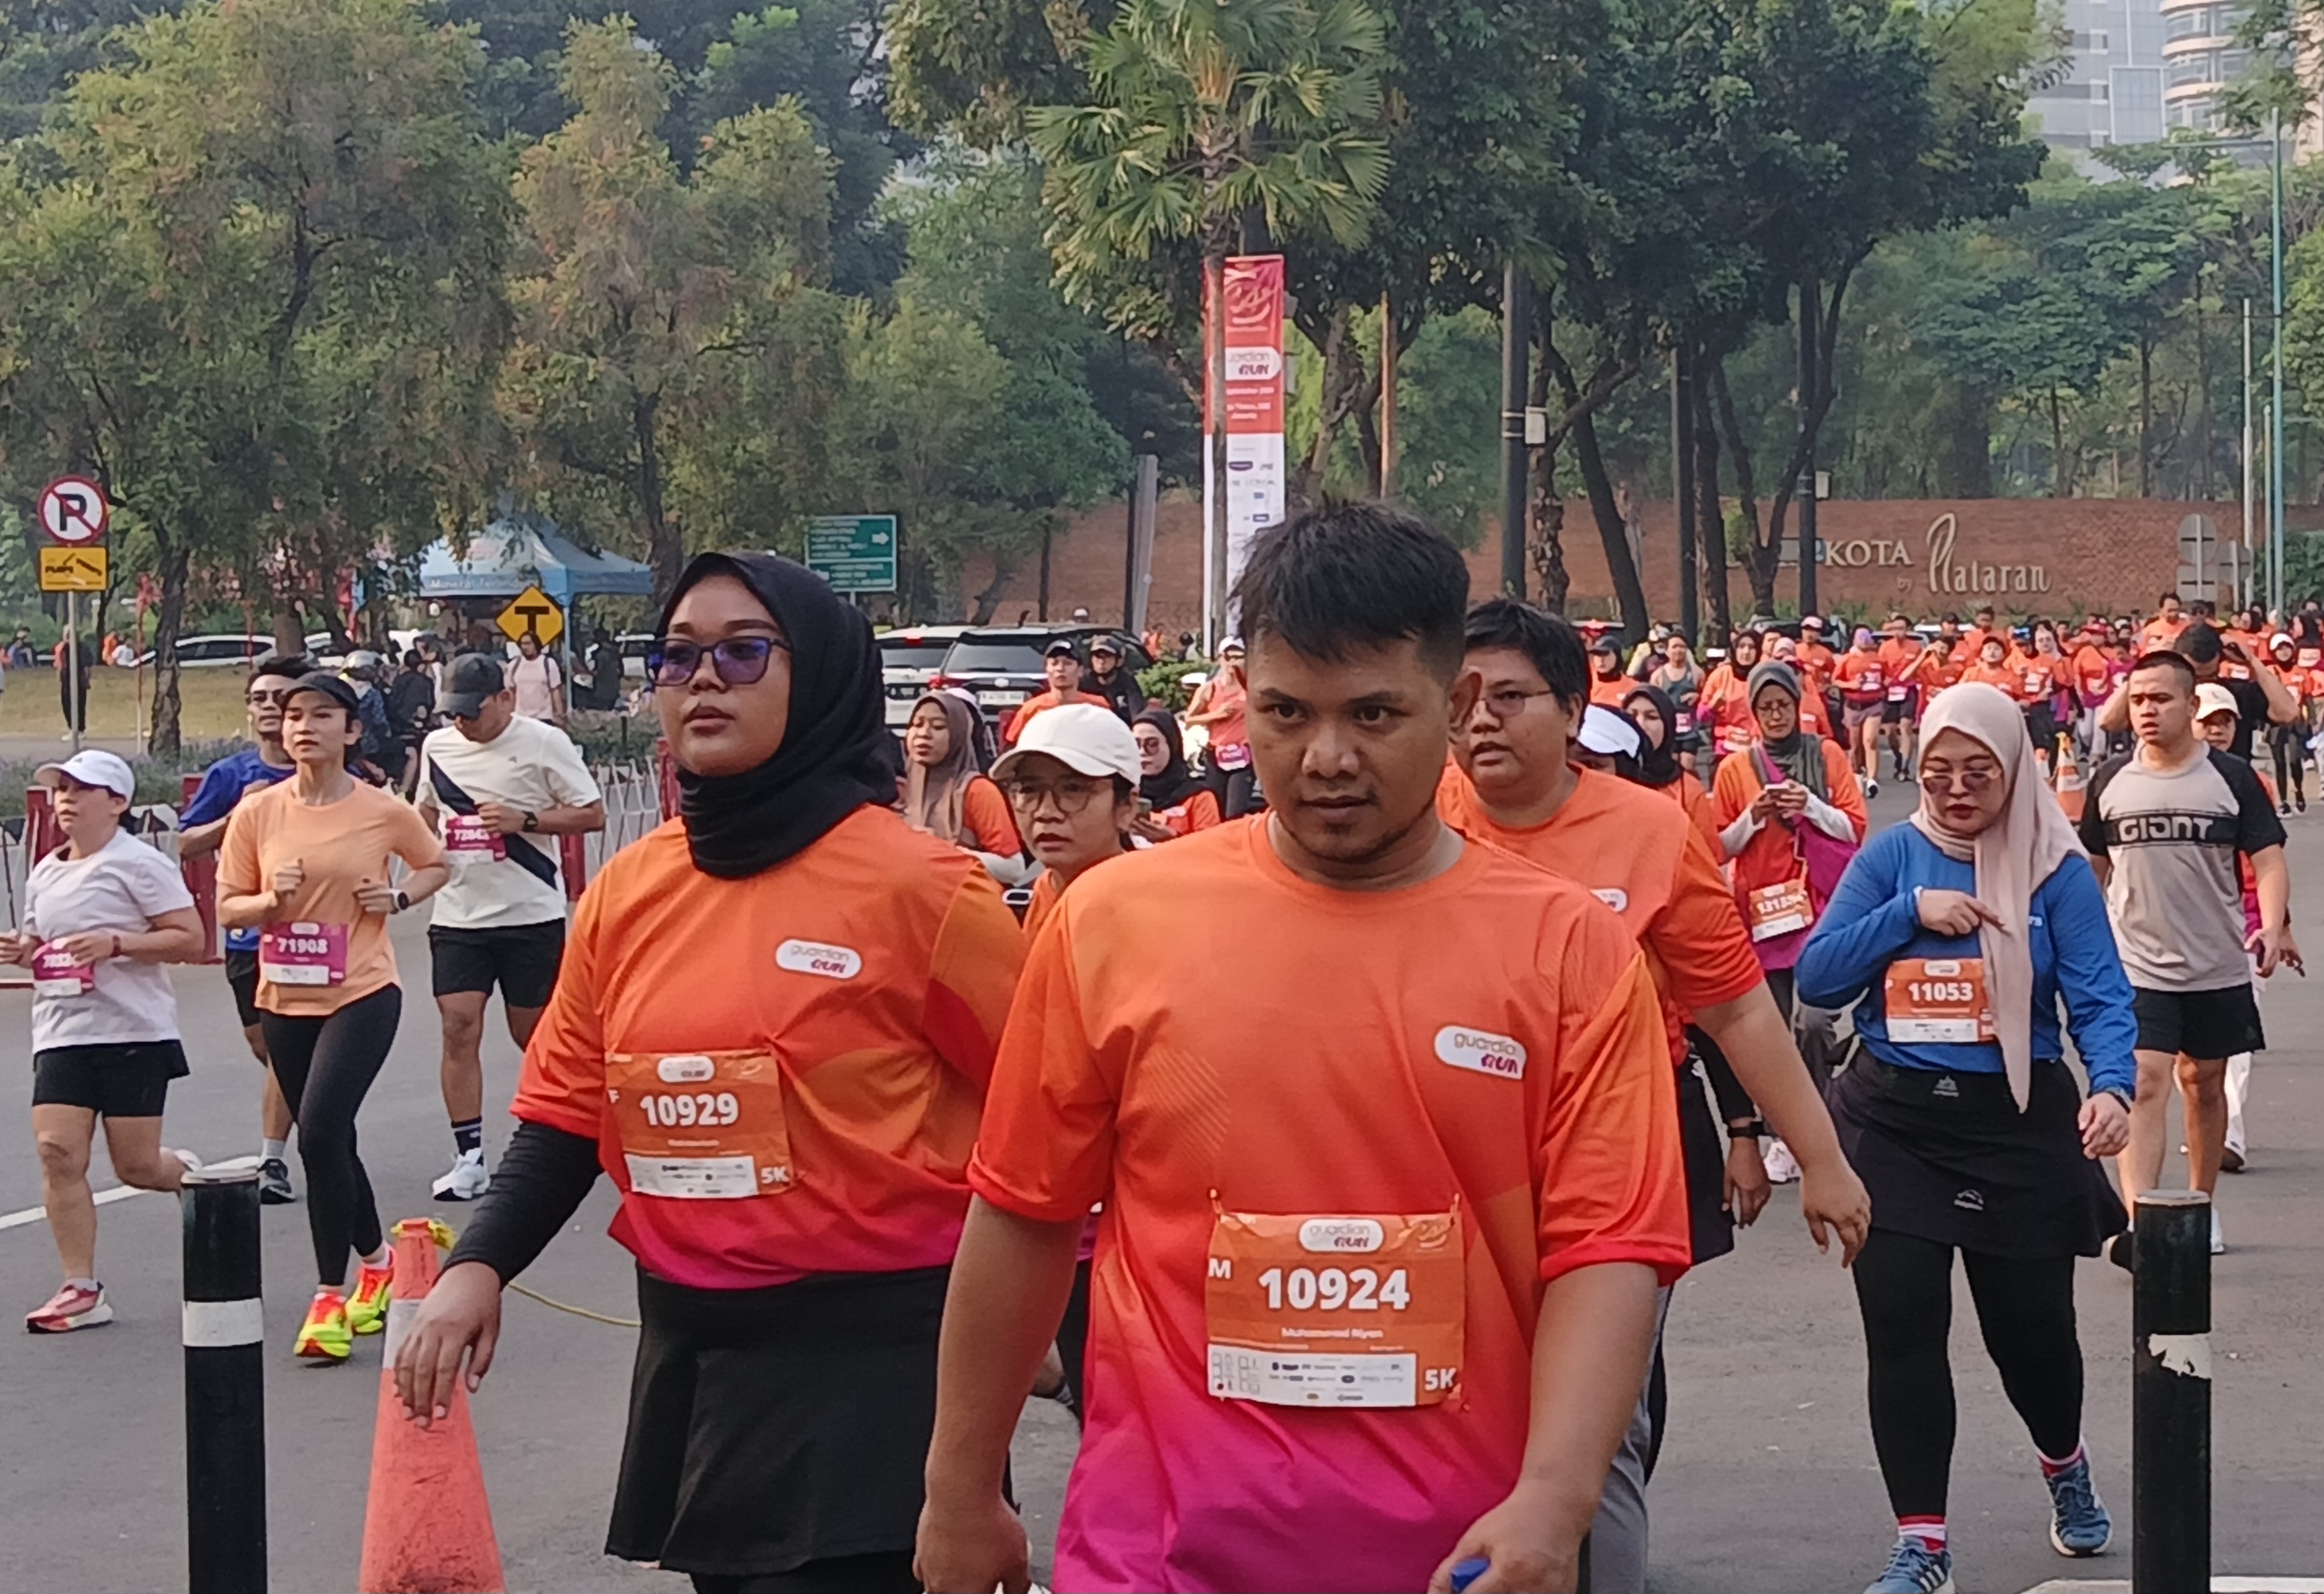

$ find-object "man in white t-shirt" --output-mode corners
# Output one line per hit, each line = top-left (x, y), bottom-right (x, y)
(414, 654), (603, 1199)
(508, 632), (564, 725)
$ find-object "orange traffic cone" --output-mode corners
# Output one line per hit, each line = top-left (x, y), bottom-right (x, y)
(2054, 735), (2086, 822)
(358, 1219), (506, 1594)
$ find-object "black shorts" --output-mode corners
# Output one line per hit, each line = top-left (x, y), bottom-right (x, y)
(2132, 984), (2266, 1060)
(224, 947), (262, 1031)
(429, 920), (566, 1008)
(1881, 690), (1917, 725)
(32, 1040), (189, 1118)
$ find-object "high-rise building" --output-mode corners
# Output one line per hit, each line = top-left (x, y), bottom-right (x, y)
(2026, 0), (2169, 158)
(2161, 0), (2250, 133)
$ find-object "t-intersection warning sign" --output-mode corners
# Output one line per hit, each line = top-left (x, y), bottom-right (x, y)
(495, 584), (564, 648)
(38, 477), (108, 544)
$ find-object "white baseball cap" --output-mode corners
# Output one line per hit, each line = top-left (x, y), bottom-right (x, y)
(35, 749), (135, 798)
(2194, 683), (2240, 723)
(991, 703), (1143, 787)
(1577, 705), (1641, 758)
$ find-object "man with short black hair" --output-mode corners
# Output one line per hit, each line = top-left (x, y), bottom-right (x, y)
(1443, 598), (1868, 1592)
(2081, 650), (2298, 1258)
(1001, 641), (1102, 746)
(178, 653), (312, 1201)
(2096, 622), (2297, 759)
(920, 501), (1688, 1594)
(413, 653), (604, 1200)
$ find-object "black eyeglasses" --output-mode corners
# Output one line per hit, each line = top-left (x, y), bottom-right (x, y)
(647, 636), (787, 687)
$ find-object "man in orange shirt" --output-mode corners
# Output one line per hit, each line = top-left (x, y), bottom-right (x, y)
(2137, 592), (2188, 656)
(1798, 616), (1838, 680)
(1956, 605), (2002, 666)
(1443, 600), (1869, 1590)
(919, 501), (1689, 1594)
(1000, 641), (1102, 747)
(1876, 615), (1927, 783)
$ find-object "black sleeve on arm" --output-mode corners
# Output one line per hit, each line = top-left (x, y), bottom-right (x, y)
(1689, 1025), (1758, 1122)
(2215, 749), (2289, 855)
(2078, 755), (2123, 856)
(443, 1121), (602, 1283)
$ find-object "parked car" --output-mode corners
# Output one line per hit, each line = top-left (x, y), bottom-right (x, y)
(932, 626), (1153, 725)
(878, 626), (971, 730)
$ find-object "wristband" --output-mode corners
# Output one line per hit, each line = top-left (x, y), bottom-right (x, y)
(1727, 1118), (1767, 1141)
(110, 932), (121, 961)
(2099, 1088), (2132, 1112)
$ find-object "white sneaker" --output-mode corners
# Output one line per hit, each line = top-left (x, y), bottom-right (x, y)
(1763, 1138), (1803, 1184)
(1866, 777), (1881, 799)
(2209, 1210), (2226, 1256)
(431, 1149), (489, 1202)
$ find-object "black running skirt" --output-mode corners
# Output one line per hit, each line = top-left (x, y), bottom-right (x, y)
(608, 1265), (949, 1578)
(1829, 1057), (2125, 1259)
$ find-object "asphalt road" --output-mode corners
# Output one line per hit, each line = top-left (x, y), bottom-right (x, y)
(0, 778), (2314, 1592)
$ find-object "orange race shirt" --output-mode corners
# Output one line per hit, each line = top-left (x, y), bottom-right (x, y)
(2137, 615), (2190, 655)
(2018, 653), (2064, 702)
(2069, 644), (2115, 706)
(961, 775), (1024, 856)
(1439, 767), (1764, 1062)
(1833, 648), (1888, 706)
(511, 806), (1025, 1289)
(1153, 787), (1223, 839)
(1697, 663), (1754, 751)
(1798, 640), (1838, 680)
(217, 780), (446, 1016)
(1710, 742), (1868, 924)
(971, 819), (1688, 1594)
(1957, 659), (2026, 702)
(1003, 689), (1099, 748)
(1021, 868), (1064, 939)
(1590, 675), (1634, 707)
(1915, 643), (1966, 691)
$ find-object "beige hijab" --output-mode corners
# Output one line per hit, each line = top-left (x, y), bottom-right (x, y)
(901, 691), (979, 843)
(1908, 682), (2085, 1110)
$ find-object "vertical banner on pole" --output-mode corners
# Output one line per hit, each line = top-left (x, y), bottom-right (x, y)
(1219, 255), (1286, 627)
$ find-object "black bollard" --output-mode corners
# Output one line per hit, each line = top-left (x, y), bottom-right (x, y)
(2132, 1190), (2209, 1594)
(183, 1167), (265, 1594)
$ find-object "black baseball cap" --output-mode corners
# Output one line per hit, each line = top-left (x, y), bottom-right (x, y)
(285, 671), (360, 716)
(442, 653), (506, 719)
(1044, 639), (1078, 660)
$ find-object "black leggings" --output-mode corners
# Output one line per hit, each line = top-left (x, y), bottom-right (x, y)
(262, 984), (401, 1286)
(1851, 1229), (2083, 1519)
(2271, 724), (2306, 804)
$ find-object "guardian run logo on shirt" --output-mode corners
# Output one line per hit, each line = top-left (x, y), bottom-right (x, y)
(1433, 1026), (1529, 1080)
(775, 939), (862, 980)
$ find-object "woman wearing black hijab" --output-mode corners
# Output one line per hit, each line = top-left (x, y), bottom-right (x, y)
(1129, 707), (1222, 840)
(395, 553), (1026, 1594)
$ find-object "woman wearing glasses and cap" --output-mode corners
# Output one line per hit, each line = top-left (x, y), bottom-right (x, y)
(1797, 683), (2132, 1594)
(218, 672), (452, 1361)
(393, 552), (1025, 1594)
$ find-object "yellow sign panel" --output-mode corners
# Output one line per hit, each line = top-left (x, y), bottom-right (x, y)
(495, 584), (563, 648)
(38, 545), (107, 593)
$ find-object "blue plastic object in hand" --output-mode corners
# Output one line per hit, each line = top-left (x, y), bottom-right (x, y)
(1448, 1556), (1491, 1593)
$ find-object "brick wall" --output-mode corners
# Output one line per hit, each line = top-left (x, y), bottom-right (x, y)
(957, 497), (2253, 633)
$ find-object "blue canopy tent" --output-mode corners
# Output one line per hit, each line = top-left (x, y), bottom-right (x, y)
(414, 514), (654, 605)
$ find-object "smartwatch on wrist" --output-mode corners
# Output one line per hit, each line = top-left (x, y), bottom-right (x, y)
(521, 809), (539, 834)
(1727, 1118), (1768, 1141)
(392, 888), (412, 914)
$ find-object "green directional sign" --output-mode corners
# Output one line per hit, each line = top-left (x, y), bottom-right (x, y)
(805, 514), (898, 593)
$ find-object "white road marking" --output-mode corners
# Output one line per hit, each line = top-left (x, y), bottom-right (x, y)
(0, 1154), (258, 1232)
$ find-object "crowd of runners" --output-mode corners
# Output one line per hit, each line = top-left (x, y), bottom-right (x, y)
(3, 499), (2305, 1594)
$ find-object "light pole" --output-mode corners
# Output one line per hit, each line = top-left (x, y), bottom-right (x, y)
(2271, 106), (2286, 618)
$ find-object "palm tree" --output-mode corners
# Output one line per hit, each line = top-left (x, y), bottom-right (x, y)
(1027, 0), (1390, 643)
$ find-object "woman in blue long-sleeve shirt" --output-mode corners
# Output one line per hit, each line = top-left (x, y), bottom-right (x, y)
(1798, 683), (2135, 1594)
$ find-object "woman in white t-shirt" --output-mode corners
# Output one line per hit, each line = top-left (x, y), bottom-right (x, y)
(1, 751), (206, 1332)
(508, 633), (563, 725)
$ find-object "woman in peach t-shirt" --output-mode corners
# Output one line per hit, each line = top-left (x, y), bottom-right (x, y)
(219, 672), (448, 1361)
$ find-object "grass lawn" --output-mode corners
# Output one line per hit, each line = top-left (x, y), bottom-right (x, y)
(0, 665), (251, 747)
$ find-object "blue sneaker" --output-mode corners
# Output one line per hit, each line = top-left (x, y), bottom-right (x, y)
(1864, 1538), (1954, 1594)
(2045, 1454), (2113, 1557)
